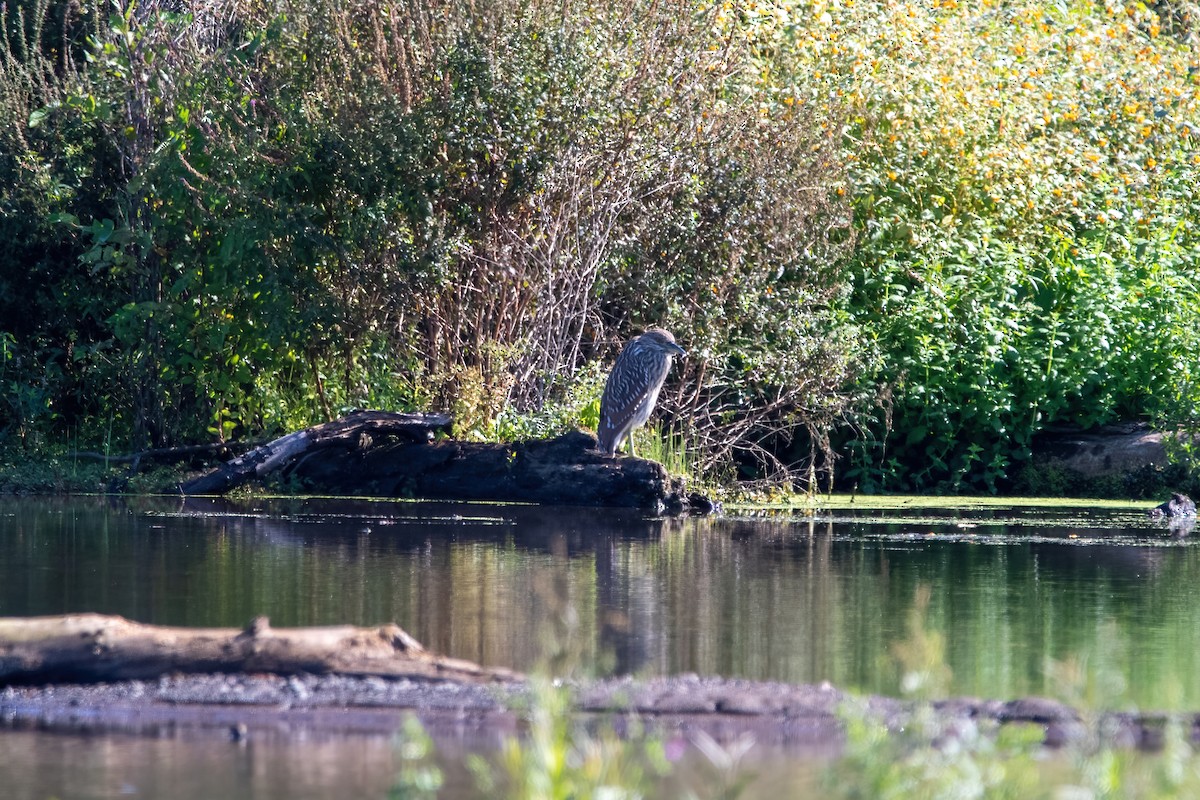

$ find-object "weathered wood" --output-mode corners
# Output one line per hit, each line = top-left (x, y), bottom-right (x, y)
(288, 428), (693, 510)
(182, 410), (713, 512)
(180, 411), (453, 495)
(0, 614), (518, 685)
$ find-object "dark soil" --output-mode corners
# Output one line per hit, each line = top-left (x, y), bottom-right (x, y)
(3, 672), (1193, 753)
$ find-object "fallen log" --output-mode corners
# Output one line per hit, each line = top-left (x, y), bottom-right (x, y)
(180, 410), (453, 495)
(1033, 422), (1173, 477)
(0, 614), (518, 685)
(181, 410), (714, 513)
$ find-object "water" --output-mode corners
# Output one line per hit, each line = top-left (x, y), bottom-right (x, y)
(0, 496), (1195, 703)
(0, 730), (429, 800)
(0, 495), (1195, 797)
(0, 728), (823, 800)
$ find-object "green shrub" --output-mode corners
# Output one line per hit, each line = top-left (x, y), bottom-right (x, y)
(1, 0), (857, 488)
(788, 0), (1200, 491)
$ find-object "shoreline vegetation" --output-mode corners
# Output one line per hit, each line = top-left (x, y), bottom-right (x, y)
(2, 0), (1199, 497)
(4, 4), (1200, 792)
(0, 422), (1192, 501)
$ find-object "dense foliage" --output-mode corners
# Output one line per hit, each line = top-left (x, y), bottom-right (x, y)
(0, 0), (854, 484)
(796, 0), (1200, 491)
(1, 0), (1198, 491)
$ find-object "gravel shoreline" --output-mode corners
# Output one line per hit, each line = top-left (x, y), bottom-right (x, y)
(4, 672), (1192, 753)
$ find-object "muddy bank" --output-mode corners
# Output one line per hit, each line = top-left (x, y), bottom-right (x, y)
(2, 672), (1192, 754)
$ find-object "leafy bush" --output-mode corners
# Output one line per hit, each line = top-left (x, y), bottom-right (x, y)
(786, 0), (1200, 491)
(0, 0), (857, 487)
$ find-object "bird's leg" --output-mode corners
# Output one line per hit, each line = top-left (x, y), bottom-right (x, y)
(628, 435), (636, 458)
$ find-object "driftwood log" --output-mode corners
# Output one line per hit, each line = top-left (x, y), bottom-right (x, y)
(0, 614), (518, 685)
(181, 410), (713, 513)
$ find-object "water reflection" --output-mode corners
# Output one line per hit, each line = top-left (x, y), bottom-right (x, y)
(1, 497), (1199, 708)
(0, 728), (478, 800)
(0, 727), (825, 800)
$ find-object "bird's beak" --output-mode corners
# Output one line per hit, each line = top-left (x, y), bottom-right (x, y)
(672, 343), (687, 357)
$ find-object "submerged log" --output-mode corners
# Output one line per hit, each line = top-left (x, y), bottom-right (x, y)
(0, 614), (518, 685)
(181, 410), (712, 513)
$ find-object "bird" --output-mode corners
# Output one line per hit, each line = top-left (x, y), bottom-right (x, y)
(597, 329), (687, 457)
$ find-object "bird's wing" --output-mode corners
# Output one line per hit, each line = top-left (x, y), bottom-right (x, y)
(600, 384), (656, 434)
(598, 346), (672, 445)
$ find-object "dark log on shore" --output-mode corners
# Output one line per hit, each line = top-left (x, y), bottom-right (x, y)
(0, 614), (518, 685)
(1033, 422), (1175, 477)
(180, 411), (453, 495)
(181, 410), (714, 513)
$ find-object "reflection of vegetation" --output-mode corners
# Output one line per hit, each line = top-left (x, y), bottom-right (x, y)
(7, 498), (1200, 708)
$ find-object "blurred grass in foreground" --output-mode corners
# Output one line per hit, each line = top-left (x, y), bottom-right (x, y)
(392, 585), (1200, 798)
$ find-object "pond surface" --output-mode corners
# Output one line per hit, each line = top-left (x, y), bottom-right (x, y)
(1, 495), (1195, 799)
(0, 495), (1195, 705)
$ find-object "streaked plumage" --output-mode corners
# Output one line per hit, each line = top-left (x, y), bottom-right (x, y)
(597, 329), (686, 457)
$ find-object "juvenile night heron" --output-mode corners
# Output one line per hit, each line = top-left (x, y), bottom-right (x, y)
(597, 329), (686, 457)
